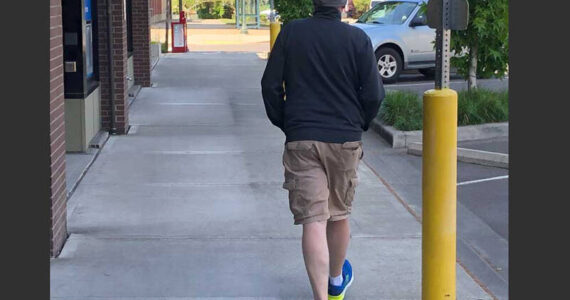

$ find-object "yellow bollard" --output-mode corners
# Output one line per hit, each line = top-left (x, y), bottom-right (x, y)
(269, 21), (281, 52)
(422, 88), (458, 300)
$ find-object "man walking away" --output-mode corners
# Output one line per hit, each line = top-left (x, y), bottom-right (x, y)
(261, 0), (385, 299)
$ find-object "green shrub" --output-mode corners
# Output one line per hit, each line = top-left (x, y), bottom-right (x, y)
(457, 89), (508, 125)
(377, 89), (509, 131)
(378, 91), (423, 131)
(275, 0), (313, 25)
(222, 4), (234, 19)
(197, 1), (233, 19)
(212, 1), (224, 18)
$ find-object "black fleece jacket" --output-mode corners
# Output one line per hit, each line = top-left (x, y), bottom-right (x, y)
(261, 6), (385, 143)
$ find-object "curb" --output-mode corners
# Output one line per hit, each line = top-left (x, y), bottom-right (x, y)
(127, 85), (142, 108)
(407, 142), (509, 169)
(371, 119), (508, 148)
(370, 119), (421, 148)
(67, 131), (110, 200)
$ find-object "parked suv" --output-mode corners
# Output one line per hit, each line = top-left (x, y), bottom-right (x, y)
(352, 0), (435, 83)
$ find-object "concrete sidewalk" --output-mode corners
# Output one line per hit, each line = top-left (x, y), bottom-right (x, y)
(50, 52), (492, 299)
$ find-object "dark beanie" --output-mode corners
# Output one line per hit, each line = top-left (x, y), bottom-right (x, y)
(313, 0), (347, 8)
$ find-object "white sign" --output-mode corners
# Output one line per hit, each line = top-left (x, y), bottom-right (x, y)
(173, 24), (185, 48)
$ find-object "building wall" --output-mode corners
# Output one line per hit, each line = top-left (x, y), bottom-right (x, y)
(49, 0), (152, 257)
(150, 0), (167, 43)
(50, 0), (68, 257)
(150, 0), (166, 24)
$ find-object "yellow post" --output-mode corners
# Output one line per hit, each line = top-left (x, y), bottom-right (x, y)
(422, 88), (458, 300)
(269, 21), (281, 52)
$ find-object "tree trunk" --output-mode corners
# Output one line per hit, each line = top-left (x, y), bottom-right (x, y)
(468, 43), (478, 91)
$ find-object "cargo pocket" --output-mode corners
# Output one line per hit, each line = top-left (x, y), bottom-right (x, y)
(282, 178), (296, 191)
(283, 177), (303, 218)
(345, 177), (359, 206)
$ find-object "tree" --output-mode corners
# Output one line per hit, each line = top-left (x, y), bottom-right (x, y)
(352, 0), (369, 19)
(449, 0), (509, 90)
(274, 0), (313, 25)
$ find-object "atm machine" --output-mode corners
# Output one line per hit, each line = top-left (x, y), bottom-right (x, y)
(62, 0), (101, 152)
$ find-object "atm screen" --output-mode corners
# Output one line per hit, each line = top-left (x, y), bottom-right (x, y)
(85, 23), (94, 78)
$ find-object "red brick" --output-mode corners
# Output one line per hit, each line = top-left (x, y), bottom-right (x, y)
(98, 0), (130, 135)
(49, 0), (67, 257)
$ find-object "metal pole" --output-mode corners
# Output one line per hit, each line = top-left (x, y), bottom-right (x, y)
(256, 0), (260, 28)
(269, 0), (275, 22)
(240, 0), (248, 34)
(166, 0), (172, 52)
(422, 0), (457, 298)
(434, 0), (452, 89)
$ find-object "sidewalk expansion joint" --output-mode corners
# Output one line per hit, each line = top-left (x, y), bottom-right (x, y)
(67, 233), (421, 241)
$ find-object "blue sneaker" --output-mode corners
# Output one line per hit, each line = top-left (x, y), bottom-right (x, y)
(328, 259), (354, 300)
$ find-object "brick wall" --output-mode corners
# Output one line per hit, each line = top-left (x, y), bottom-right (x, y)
(98, 0), (129, 134)
(50, 0), (68, 257)
(132, 0), (151, 87)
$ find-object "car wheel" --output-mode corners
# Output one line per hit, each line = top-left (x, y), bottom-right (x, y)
(419, 68), (436, 78)
(375, 47), (402, 84)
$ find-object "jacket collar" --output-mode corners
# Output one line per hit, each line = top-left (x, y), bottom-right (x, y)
(313, 6), (342, 21)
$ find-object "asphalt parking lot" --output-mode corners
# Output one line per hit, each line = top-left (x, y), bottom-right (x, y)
(459, 137), (509, 154)
(386, 70), (509, 96)
(362, 131), (509, 300)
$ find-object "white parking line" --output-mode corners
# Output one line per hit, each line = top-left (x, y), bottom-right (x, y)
(159, 102), (226, 105)
(457, 175), (509, 186)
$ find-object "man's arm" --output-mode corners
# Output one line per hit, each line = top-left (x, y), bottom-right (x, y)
(261, 30), (286, 131)
(357, 35), (385, 131)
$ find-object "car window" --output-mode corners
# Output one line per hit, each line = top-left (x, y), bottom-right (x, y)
(358, 1), (418, 25)
(415, 7), (425, 19)
(370, 0), (383, 8)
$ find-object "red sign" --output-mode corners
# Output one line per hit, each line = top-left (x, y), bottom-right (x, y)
(171, 11), (188, 53)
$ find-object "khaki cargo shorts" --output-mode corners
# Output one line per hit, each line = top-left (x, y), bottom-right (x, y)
(282, 140), (363, 225)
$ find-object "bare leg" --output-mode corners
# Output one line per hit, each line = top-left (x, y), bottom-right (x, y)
(327, 218), (350, 277)
(302, 220), (329, 300)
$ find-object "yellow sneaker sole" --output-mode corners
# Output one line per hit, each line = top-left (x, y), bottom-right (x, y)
(328, 274), (354, 300)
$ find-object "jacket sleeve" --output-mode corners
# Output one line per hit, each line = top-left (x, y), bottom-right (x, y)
(357, 35), (385, 131)
(261, 30), (286, 131)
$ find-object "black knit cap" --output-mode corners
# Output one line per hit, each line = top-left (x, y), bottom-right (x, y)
(312, 0), (347, 8)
